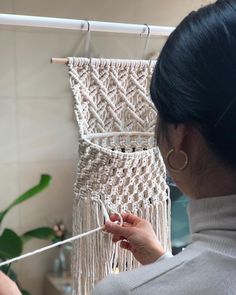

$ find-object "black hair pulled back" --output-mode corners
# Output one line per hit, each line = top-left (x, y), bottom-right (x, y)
(150, 0), (236, 167)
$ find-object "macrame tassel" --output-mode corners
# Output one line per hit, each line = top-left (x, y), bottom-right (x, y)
(72, 197), (170, 295)
(72, 194), (115, 295)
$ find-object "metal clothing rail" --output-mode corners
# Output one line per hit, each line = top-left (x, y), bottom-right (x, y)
(0, 14), (175, 36)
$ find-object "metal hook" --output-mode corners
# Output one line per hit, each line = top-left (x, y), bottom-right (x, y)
(144, 23), (151, 37)
(86, 19), (91, 32)
(73, 20), (91, 57)
(142, 23), (151, 60)
(85, 20), (91, 57)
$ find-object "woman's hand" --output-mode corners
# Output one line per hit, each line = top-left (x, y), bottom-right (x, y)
(105, 213), (165, 265)
(0, 272), (21, 295)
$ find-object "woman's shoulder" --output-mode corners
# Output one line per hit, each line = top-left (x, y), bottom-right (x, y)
(92, 247), (236, 295)
(92, 273), (130, 295)
(92, 250), (186, 295)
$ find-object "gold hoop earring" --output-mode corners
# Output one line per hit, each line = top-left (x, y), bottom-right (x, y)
(166, 148), (189, 172)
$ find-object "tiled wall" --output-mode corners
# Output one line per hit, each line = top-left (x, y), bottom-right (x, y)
(0, 0), (214, 294)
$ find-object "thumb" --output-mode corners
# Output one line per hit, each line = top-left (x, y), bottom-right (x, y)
(105, 220), (133, 239)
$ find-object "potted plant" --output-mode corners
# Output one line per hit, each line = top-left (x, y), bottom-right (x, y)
(0, 174), (56, 295)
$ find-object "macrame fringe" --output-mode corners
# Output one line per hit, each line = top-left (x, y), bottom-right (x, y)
(72, 192), (171, 295)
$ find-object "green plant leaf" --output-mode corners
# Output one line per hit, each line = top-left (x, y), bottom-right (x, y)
(0, 264), (12, 276)
(0, 229), (23, 259)
(52, 236), (62, 243)
(21, 290), (31, 295)
(0, 174), (52, 223)
(21, 227), (55, 244)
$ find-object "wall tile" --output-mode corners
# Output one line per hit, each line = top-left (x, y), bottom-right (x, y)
(0, 99), (17, 163)
(133, 36), (166, 60)
(88, 33), (137, 60)
(17, 97), (78, 162)
(14, 160), (76, 295)
(0, 28), (16, 98)
(0, 0), (13, 13)
(18, 160), (76, 230)
(0, 164), (20, 229)
(133, 0), (215, 26)
(133, 0), (183, 26)
(13, 239), (57, 295)
(15, 28), (83, 98)
(13, 0), (136, 22)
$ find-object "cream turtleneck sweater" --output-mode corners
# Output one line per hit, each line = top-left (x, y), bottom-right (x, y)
(93, 194), (236, 295)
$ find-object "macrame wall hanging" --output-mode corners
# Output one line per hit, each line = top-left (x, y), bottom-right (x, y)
(67, 57), (171, 295)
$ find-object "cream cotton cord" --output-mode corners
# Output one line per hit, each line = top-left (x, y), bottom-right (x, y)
(68, 57), (171, 295)
(0, 199), (114, 268)
(0, 226), (103, 267)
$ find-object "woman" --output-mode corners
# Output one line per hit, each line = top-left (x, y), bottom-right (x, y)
(93, 0), (236, 294)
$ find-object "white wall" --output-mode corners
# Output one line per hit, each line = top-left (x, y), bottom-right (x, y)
(0, 0), (214, 294)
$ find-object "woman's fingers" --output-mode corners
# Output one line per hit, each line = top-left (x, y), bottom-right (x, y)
(112, 235), (120, 243)
(112, 234), (126, 243)
(120, 240), (132, 251)
(0, 271), (21, 295)
(121, 213), (141, 225)
(109, 213), (140, 225)
(109, 214), (120, 222)
(106, 213), (141, 242)
(105, 220), (134, 238)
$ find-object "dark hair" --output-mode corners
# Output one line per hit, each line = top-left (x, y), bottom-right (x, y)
(150, 0), (236, 167)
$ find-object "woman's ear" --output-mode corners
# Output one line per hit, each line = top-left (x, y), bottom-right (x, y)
(168, 123), (189, 151)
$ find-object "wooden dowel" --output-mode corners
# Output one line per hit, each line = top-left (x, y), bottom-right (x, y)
(51, 57), (68, 64)
(51, 55), (160, 64)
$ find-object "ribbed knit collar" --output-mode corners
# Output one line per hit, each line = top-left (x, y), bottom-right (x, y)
(189, 194), (236, 234)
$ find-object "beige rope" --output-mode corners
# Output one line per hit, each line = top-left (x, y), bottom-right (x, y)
(67, 57), (171, 295)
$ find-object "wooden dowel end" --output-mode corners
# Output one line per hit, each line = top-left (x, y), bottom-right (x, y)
(51, 57), (68, 64)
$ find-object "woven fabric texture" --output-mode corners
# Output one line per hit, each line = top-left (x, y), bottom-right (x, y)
(68, 57), (171, 295)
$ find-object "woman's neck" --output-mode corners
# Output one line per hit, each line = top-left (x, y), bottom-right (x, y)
(177, 161), (236, 200)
